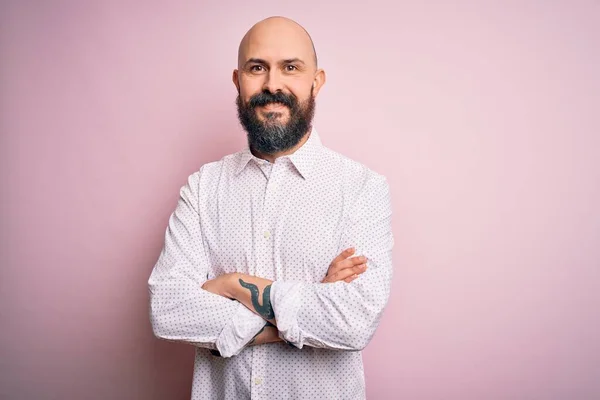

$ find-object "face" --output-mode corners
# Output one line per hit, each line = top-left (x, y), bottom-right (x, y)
(233, 21), (325, 154)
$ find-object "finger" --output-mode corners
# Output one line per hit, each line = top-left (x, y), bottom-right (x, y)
(325, 263), (367, 283)
(328, 255), (367, 276)
(344, 274), (359, 283)
(329, 247), (355, 266)
(332, 264), (367, 282)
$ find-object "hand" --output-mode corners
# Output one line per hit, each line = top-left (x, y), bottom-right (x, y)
(210, 322), (282, 357)
(322, 248), (367, 283)
(248, 322), (282, 346)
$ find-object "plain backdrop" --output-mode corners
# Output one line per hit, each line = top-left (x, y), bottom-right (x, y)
(1, 1), (599, 399)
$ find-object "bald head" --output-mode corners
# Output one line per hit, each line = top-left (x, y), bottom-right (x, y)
(237, 16), (318, 69)
(233, 17), (326, 158)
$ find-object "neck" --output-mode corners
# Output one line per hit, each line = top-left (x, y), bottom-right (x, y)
(251, 130), (311, 163)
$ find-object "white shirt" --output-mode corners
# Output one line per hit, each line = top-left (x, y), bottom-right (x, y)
(148, 129), (394, 399)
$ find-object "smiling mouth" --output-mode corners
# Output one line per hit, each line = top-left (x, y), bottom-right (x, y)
(260, 102), (287, 110)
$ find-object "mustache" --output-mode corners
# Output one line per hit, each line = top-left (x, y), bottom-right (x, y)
(248, 91), (296, 109)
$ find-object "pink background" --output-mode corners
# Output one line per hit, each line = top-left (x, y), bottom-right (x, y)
(1, 1), (599, 399)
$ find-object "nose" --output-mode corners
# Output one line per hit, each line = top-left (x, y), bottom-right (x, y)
(263, 69), (284, 93)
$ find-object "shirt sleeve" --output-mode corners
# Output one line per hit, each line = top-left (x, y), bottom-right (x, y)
(270, 174), (394, 351)
(148, 169), (266, 358)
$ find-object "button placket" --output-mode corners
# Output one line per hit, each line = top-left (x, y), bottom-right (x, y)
(261, 163), (279, 278)
(250, 346), (266, 398)
(252, 161), (280, 399)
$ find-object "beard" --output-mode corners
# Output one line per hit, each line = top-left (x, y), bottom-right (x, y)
(236, 88), (315, 155)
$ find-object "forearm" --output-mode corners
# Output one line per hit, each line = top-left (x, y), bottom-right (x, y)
(150, 274), (266, 355)
(270, 269), (391, 351)
(150, 277), (236, 346)
(221, 273), (277, 325)
(269, 231), (393, 351)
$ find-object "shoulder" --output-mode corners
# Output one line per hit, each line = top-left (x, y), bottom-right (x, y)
(184, 150), (245, 190)
(317, 146), (391, 220)
(319, 145), (388, 190)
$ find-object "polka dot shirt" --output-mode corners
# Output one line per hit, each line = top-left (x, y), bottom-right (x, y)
(148, 129), (394, 399)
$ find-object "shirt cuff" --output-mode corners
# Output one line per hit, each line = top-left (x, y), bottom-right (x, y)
(215, 301), (266, 357)
(270, 281), (304, 347)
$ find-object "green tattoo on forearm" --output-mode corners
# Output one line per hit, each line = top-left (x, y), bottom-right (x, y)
(239, 279), (275, 320)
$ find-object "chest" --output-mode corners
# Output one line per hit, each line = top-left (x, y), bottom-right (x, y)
(200, 166), (348, 282)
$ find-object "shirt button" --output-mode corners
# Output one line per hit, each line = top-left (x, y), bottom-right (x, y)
(271, 183), (278, 190)
(263, 231), (270, 239)
(254, 377), (262, 385)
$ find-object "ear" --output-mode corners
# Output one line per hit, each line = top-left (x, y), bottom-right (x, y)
(232, 69), (240, 93)
(311, 69), (326, 97)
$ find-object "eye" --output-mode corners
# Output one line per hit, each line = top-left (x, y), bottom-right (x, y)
(285, 64), (298, 72)
(250, 65), (264, 72)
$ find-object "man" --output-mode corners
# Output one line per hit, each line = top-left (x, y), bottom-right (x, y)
(148, 16), (393, 399)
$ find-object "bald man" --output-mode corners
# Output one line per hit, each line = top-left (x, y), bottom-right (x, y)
(149, 17), (393, 399)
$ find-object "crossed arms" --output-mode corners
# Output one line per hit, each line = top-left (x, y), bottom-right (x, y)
(201, 248), (369, 347)
(148, 170), (393, 357)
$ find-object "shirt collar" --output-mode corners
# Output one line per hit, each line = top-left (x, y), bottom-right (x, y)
(235, 128), (322, 180)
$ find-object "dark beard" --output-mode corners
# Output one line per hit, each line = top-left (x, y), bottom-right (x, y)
(236, 89), (315, 154)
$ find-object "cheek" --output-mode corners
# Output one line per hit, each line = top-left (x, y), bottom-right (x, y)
(240, 89), (259, 105)
(239, 78), (262, 99)
(288, 83), (313, 102)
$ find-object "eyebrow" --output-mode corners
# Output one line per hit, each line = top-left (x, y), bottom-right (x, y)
(281, 58), (305, 65)
(243, 58), (306, 68)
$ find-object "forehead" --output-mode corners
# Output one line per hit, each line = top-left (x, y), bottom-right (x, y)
(239, 25), (313, 65)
